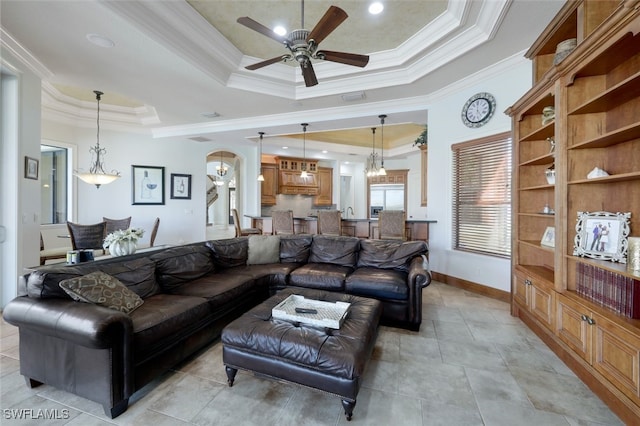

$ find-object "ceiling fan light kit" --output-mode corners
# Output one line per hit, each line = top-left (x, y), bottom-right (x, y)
(237, 2), (369, 87)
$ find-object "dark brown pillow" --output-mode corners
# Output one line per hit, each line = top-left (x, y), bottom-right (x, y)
(59, 271), (143, 314)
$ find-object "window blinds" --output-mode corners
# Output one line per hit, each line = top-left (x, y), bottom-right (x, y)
(452, 134), (512, 258)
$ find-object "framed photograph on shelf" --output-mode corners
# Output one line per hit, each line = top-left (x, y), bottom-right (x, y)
(540, 226), (555, 248)
(573, 211), (631, 263)
(170, 173), (191, 200)
(132, 165), (165, 205)
(24, 156), (39, 180)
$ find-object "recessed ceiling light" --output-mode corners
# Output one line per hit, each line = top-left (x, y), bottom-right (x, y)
(369, 2), (384, 15)
(322, 150), (328, 154)
(282, 146), (289, 149)
(344, 161), (350, 164)
(86, 33), (115, 48)
(273, 25), (287, 36)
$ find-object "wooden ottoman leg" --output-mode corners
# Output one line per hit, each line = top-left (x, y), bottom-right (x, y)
(225, 366), (238, 387)
(341, 399), (356, 421)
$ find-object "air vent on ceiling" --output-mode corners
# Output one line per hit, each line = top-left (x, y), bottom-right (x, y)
(189, 136), (213, 142)
(341, 92), (366, 102)
(200, 112), (220, 119)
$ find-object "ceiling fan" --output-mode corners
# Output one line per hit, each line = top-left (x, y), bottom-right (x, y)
(237, 1), (370, 87)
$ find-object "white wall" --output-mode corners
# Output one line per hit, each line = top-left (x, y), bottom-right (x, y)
(41, 120), (260, 247)
(424, 59), (532, 292)
(0, 49), (42, 307)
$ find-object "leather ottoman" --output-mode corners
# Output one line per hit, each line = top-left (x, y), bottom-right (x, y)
(222, 287), (382, 421)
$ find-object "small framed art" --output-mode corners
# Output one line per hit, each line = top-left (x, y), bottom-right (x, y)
(541, 226), (555, 248)
(25, 156), (39, 180)
(170, 173), (191, 200)
(573, 211), (631, 263)
(132, 165), (165, 205)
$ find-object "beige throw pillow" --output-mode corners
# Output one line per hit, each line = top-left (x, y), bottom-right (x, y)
(59, 271), (144, 314)
(247, 235), (280, 265)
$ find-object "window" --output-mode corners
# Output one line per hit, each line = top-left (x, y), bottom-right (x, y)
(452, 132), (511, 258)
(40, 144), (68, 224)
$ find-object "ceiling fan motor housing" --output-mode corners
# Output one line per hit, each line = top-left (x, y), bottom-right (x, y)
(288, 29), (315, 64)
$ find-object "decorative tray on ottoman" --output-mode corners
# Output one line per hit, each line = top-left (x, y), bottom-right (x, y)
(272, 294), (351, 329)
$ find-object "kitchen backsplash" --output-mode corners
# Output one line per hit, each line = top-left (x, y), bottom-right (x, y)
(261, 194), (336, 218)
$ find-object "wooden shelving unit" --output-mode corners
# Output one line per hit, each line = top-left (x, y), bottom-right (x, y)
(508, 1), (640, 422)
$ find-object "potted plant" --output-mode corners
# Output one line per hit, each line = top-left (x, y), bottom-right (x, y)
(413, 125), (428, 147)
(103, 227), (145, 256)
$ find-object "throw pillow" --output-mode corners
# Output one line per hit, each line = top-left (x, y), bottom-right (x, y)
(247, 235), (280, 265)
(59, 271), (144, 314)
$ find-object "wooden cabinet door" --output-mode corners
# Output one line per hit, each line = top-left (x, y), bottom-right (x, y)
(529, 279), (554, 329)
(513, 270), (529, 308)
(592, 314), (640, 401)
(261, 164), (277, 205)
(556, 293), (591, 363)
(313, 167), (332, 206)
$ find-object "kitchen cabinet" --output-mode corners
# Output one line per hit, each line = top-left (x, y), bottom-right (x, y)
(260, 163), (277, 205)
(313, 167), (333, 206)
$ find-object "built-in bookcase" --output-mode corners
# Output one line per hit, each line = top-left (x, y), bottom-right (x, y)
(508, 1), (640, 422)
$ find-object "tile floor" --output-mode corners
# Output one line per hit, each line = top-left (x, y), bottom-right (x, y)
(0, 282), (623, 425)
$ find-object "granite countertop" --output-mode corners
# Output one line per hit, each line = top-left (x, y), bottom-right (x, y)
(249, 215), (436, 223)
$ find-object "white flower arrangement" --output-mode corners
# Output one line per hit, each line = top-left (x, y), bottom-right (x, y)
(103, 227), (145, 249)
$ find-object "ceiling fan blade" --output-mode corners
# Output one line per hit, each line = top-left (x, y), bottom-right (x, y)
(317, 50), (369, 68)
(307, 6), (348, 46)
(300, 61), (318, 87)
(245, 56), (286, 70)
(237, 17), (288, 45)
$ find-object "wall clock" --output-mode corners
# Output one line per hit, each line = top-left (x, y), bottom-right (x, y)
(461, 92), (496, 128)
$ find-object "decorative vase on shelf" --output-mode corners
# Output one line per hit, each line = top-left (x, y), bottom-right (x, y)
(545, 164), (556, 185)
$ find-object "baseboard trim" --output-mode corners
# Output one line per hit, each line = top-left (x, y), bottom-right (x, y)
(431, 272), (510, 303)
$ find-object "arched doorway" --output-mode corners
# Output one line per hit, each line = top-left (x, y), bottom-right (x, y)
(206, 150), (237, 240)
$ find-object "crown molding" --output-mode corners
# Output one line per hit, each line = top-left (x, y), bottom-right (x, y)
(100, 0), (511, 100)
(99, 0), (241, 85)
(152, 49), (526, 140)
(1, 26), (53, 79)
(41, 82), (158, 134)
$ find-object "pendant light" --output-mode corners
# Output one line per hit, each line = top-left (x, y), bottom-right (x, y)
(300, 123), (308, 178)
(75, 90), (121, 188)
(257, 132), (265, 181)
(216, 150), (228, 176)
(365, 127), (378, 177)
(378, 114), (387, 176)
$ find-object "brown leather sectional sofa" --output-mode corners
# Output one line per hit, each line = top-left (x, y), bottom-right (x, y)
(3, 234), (431, 418)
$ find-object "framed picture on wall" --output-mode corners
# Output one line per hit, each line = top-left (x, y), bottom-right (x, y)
(170, 173), (191, 200)
(132, 165), (165, 205)
(25, 156), (39, 180)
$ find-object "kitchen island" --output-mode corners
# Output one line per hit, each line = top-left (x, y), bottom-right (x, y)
(247, 216), (436, 242)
